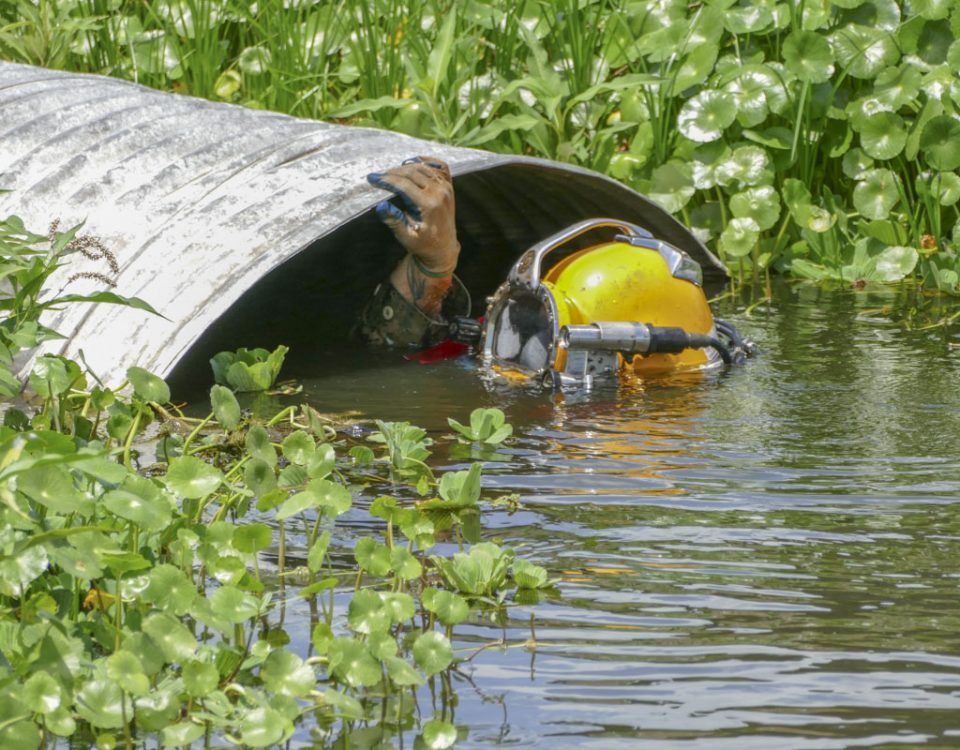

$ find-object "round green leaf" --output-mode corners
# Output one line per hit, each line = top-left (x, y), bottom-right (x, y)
(142, 564), (197, 614)
(134, 685), (181, 732)
(260, 649), (316, 697)
(347, 589), (391, 634)
(23, 672), (62, 714)
(239, 706), (291, 748)
(328, 638), (382, 687)
(244, 458), (276, 496)
(920, 116), (960, 171)
(103, 488), (171, 531)
(182, 661), (219, 697)
(354, 537), (392, 576)
(107, 651), (149, 695)
(873, 65), (922, 109)
(310, 478), (352, 517)
(143, 612), (197, 662)
(210, 385), (241, 430)
(161, 720), (205, 747)
(421, 719), (458, 750)
(390, 547), (422, 580)
(677, 90), (737, 142)
(842, 148), (874, 179)
(916, 19), (953, 64)
(17, 464), (79, 513)
(413, 631), (453, 676)
(282, 431), (316, 465)
(716, 145), (772, 186)
(648, 161), (695, 214)
(233, 522), (272, 553)
(853, 168), (900, 219)
(275, 490), (318, 521)
(383, 656), (424, 687)
(927, 172), (960, 205)
(210, 585), (260, 624)
(782, 30), (834, 83)
(238, 45), (271, 76)
(859, 111), (906, 160)
(830, 25), (899, 79)
(718, 217), (760, 258)
(76, 678), (125, 728)
(127, 367), (170, 404)
(381, 592), (416, 624)
(873, 246), (919, 282)
(729, 186), (781, 231)
(164, 456), (223, 499)
(422, 589), (469, 627)
(245, 425), (277, 467)
(912, 0), (952, 19)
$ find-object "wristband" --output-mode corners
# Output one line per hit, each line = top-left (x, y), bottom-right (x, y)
(411, 254), (455, 278)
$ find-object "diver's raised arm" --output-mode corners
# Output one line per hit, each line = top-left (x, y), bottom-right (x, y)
(367, 156), (461, 317)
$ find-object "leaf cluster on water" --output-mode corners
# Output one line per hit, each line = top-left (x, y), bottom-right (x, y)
(0, 215), (550, 748)
(2, 0), (960, 290)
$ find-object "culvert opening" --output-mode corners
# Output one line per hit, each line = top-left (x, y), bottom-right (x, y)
(166, 162), (723, 394)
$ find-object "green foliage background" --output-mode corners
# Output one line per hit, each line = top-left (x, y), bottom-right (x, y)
(2, 0), (960, 288)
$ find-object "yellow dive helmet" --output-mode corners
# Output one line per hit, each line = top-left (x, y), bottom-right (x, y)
(481, 219), (750, 387)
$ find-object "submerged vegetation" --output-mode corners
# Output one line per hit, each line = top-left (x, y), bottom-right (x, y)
(0, 214), (550, 747)
(2, 0), (960, 291)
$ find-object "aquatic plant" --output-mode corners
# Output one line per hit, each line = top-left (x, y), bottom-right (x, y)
(448, 407), (513, 446)
(2, 0), (959, 292)
(0, 215), (538, 747)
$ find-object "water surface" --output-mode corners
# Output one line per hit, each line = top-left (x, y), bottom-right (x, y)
(290, 283), (960, 749)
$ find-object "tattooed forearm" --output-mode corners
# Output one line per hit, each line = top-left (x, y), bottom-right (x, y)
(394, 254), (452, 318)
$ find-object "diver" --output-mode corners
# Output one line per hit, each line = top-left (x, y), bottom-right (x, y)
(354, 156), (469, 349)
(355, 156), (753, 388)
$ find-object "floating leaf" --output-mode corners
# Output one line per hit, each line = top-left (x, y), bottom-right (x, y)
(161, 721), (205, 747)
(677, 90), (737, 142)
(513, 559), (550, 589)
(853, 168), (900, 219)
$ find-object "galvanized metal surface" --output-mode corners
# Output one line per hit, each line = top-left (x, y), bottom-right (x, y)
(0, 61), (723, 383)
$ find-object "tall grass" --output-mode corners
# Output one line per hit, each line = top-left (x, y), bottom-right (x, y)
(2, 0), (960, 291)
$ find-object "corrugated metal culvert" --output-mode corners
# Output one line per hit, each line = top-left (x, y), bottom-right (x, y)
(0, 61), (724, 385)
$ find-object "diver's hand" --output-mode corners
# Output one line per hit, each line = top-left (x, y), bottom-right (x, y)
(367, 156), (460, 277)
